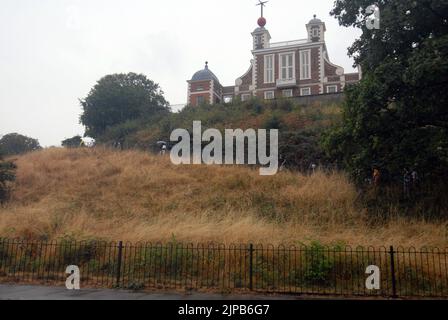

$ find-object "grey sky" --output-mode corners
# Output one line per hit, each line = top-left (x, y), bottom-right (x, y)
(0, 0), (361, 147)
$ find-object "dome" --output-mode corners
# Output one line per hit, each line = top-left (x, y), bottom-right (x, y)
(308, 14), (322, 24)
(191, 62), (220, 84)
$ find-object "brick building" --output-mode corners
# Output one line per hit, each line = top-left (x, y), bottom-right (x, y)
(187, 14), (361, 106)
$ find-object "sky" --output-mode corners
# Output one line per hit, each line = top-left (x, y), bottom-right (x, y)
(0, 0), (362, 147)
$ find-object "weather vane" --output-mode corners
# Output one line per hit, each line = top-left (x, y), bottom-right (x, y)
(256, 0), (268, 18)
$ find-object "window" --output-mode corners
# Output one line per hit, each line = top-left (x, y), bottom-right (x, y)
(282, 89), (293, 98)
(326, 85), (338, 93)
(241, 94), (251, 102)
(196, 96), (205, 106)
(312, 28), (319, 37)
(279, 53), (294, 80)
(264, 91), (275, 100)
(264, 55), (274, 83)
(300, 87), (311, 96)
(196, 85), (204, 91)
(300, 50), (311, 80)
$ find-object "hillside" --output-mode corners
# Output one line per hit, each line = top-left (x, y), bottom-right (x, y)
(99, 99), (342, 170)
(0, 148), (445, 247)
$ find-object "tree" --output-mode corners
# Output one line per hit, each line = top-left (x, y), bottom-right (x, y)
(61, 136), (83, 148)
(279, 131), (325, 171)
(0, 153), (16, 203)
(0, 133), (41, 156)
(322, 0), (448, 184)
(80, 73), (170, 139)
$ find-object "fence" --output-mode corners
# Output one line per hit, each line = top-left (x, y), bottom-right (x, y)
(0, 239), (447, 298)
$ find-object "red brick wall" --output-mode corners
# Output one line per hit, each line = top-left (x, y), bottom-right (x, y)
(345, 73), (360, 82)
(324, 60), (338, 76)
(327, 75), (340, 82)
(190, 93), (210, 106)
(190, 80), (211, 92)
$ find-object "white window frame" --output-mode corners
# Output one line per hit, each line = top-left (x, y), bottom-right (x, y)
(279, 52), (295, 80)
(264, 54), (275, 84)
(300, 50), (311, 80)
(264, 91), (275, 100)
(326, 85), (338, 93)
(241, 94), (251, 102)
(282, 89), (293, 98)
(300, 87), (311, 96)
(312, 28), (319, 37)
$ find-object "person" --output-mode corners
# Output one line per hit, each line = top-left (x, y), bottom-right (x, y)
(160, 144), (167, 156)
(403, 168), (411, 199)
(411, 169), (418, 185)
(373, 168), (381, 187)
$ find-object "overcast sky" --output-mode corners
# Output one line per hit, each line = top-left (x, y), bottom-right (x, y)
(0, 0), (361, 147)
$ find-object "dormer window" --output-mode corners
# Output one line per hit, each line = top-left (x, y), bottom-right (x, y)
(312, 28), (319, 37)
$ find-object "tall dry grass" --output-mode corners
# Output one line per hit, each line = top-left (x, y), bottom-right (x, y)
(0, 148), (446, 247)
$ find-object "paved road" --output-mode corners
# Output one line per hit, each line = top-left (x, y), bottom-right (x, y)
(0, 284), (298, 300)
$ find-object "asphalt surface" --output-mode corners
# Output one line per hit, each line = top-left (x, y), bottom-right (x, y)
(0, 284), (297, 300)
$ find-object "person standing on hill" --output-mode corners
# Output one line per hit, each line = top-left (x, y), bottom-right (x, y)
(161, 144), (167, 156)
(373, 168), (381, 187)
(403, 168), (411, 199)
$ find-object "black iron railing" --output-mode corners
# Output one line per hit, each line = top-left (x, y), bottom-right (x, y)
(0, 238), (447, 298)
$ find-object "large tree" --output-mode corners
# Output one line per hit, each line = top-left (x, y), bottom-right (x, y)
(80, 73), (170, 139)
(322, 0), (448, 184)
(0, 133), (41, 156)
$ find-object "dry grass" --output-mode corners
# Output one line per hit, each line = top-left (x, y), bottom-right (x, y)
(0, 148), (446, 247)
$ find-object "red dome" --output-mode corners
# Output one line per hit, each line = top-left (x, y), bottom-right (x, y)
(257, 17), (266, 27)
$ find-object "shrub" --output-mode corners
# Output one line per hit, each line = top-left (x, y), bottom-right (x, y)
(303, 242), (336, 286)
(0, 155), (16, 203)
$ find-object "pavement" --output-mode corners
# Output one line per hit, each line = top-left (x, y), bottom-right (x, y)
(0, 284), (298, 300)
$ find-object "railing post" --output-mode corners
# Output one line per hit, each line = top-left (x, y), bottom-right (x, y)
(116, 241), (123, 287)
(249, 244), (254, 291)
(389, 246), (398, 298)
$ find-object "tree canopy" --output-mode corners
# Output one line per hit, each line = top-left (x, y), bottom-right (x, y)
(0, 133), (41, 156)
(61, 135), (83, 148)
(322, 0), (448, 184)
(80, 73), (170, 139)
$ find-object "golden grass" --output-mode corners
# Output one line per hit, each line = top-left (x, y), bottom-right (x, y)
(0, 148), (446, 247)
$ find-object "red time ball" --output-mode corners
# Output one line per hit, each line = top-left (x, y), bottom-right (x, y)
(257, 17), (266, 27)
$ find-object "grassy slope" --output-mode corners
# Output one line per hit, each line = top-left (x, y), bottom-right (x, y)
(0, 148), (445, 247)
(126, 100), (342, 152)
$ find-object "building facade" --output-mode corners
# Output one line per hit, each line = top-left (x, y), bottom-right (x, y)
(187, 15), (361, 106)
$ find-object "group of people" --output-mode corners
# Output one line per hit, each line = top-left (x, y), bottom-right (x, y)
(371, 167), (419, 198)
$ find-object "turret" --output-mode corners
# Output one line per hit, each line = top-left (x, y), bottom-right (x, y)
(306, 15), (326, 42)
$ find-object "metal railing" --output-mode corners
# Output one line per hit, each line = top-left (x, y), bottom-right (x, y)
(0, 239), (447, 298)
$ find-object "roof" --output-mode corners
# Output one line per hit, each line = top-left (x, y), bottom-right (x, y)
(191, 62), (220, 84)
(308, 15), (323, 24)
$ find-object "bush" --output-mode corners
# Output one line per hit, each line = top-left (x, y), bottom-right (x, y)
(0, 155), (16, 203)
(303, 242), (336, 286)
